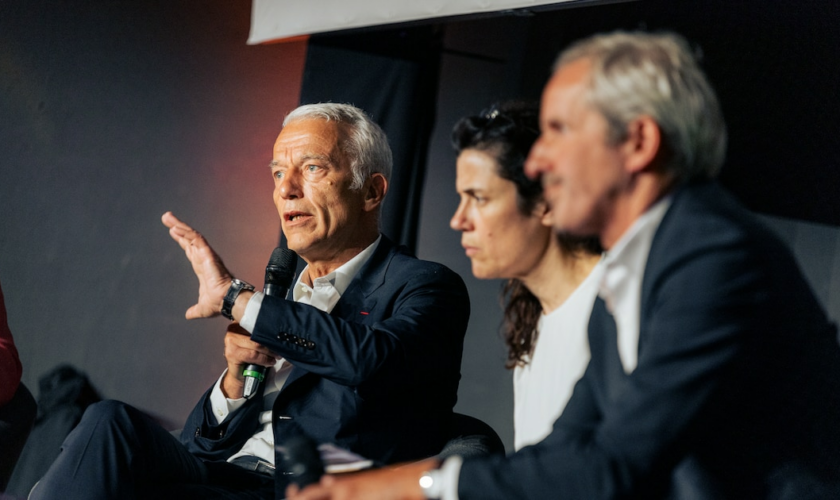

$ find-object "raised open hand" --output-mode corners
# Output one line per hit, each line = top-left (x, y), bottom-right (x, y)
(162, 211), (233, 319)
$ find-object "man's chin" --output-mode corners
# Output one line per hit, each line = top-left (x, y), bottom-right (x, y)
(282, 237), (310, 256)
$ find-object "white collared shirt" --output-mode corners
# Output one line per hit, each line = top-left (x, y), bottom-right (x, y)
(208, 235), (381, 466)
(598, 196), (671, 373)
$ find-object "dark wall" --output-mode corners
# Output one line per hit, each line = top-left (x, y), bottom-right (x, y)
(0, 0), (306, 425)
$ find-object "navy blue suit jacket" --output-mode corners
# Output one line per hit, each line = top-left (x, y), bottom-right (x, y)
(460, 182), (840, 499)
(180, 236), (469, 489)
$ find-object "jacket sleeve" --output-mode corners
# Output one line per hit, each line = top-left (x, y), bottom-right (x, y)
(249, 263), (469, 390)
(178, 384), (263, 461)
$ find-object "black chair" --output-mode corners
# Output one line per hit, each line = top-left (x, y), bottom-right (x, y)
(437, 412), (504, 460)
(0, 383), (37, 491)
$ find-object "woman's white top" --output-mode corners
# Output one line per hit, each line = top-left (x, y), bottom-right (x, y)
(512, 260), (604, 450)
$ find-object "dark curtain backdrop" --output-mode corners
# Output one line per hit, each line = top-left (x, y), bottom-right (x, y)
(290, 27), (444, 254)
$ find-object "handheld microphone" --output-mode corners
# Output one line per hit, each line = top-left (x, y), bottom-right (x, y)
(280, 434), (325, 489)
(242, 247), (298, 399)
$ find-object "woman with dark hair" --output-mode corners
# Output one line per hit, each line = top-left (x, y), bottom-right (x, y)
(449, 101), (603, 450)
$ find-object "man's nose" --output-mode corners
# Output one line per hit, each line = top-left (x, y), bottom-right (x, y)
(278, 170), (302, 199)
(524, 140), (547, 180)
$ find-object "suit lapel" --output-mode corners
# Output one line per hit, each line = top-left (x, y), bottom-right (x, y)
(276, 236), (398, 395)
(638, 183), (692, 355)
(589, 297), (631, 404)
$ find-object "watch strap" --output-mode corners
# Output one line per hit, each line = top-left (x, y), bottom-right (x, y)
(221, 278), (256, 320)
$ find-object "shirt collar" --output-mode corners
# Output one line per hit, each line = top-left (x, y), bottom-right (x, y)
(293, 235), (382, 302)
(598, 196), (672, 373)
(599, 195), (672, 313)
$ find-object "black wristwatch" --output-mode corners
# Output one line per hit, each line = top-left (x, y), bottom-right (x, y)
(221, 278), (255, 320)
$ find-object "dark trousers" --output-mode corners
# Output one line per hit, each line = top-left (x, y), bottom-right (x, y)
(30, 400), (275, 500)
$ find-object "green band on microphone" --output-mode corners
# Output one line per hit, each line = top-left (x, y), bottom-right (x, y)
(242, 369), (266, 381)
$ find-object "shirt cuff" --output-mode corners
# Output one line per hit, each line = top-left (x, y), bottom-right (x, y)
(208, 369), (248, 425)
(439, 455), (463, 500)
(239, 291), (264, 333)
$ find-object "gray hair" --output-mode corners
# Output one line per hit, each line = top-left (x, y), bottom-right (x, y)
(283, 103), (393, 190)
(554, 31), (727, 181)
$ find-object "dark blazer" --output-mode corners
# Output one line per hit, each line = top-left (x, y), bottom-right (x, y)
(459, 182), (840, 499)
(180, 236), (469, 486)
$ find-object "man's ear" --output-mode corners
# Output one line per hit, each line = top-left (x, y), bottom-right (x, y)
(363, 173), (388, 212)
(621, 116), (662, 174)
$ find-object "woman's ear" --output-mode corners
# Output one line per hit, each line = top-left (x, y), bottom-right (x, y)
(534, 200), (553, 228)
(363, 173), (388, 212)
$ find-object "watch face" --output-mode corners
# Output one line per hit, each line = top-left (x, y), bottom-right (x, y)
(232, 279), (255, 291)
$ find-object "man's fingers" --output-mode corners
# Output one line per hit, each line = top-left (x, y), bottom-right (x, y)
(161, 211), (178, 228)
(226, 331), (267, 349)
(163, 213), (191, 240)
(250, 351), (277, 367)
(184, 303), (216, 320)
(185, 304), (200, 320)
(162, 211), (207, 251)
(161, 211), (190, 231)
(225, 333), (277, 366)
(166, 227), (191, 252)
(228, 324), (280, 360)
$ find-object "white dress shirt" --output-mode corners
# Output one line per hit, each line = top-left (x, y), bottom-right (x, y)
(208, 236), (381, 466)
(597, 197), (671, 373)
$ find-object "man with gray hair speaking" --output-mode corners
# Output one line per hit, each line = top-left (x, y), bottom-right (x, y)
(290, 31), (840, 500)
(31, 103), (469, 499)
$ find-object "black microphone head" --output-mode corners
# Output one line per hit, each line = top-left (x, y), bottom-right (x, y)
(268, 247), (298, 273)
(280, 434), (324, 489)
(264, 247), (297, 297)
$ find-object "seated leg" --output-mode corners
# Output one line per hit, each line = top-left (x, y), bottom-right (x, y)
(142, 461), (275, 500)
(30, 400), (208, 500)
